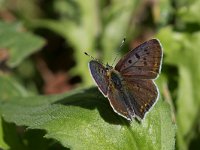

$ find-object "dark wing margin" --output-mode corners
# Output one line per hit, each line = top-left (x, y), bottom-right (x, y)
(115, 39), (163, 79)
(89, 60), (109, 96)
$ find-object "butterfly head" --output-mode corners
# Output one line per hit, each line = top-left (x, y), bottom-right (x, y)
(105, 63), (113, 71)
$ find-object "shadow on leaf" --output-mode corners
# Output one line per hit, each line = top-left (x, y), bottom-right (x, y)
(54, 87), (131, 126)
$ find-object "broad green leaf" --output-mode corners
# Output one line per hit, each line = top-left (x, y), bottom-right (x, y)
(0, 87), (175, 150)
(0, 75), (29, 149)
(0, 21), (45, 68)
(157, 27), (200, 150)
(0, 74), (56, 149)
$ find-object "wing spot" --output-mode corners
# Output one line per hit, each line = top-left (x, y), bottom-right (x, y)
(135, 53), (140, 59)
(128, 59), (132, 64)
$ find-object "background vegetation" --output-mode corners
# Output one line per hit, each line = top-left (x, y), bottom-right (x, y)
(0, 0), (199, 149)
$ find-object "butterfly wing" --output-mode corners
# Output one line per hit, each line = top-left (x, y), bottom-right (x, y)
(125, 78), (158, 119)
(115, 39), (163, 79)
(107, 84), (135, 120)
(107, 78), (158, 120)
(89, 60), (109, 96)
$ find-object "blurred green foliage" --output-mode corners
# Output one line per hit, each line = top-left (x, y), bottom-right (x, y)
(0, 0), (200, 149)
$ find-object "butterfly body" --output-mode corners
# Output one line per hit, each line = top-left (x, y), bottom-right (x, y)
(108, 69), (123, 90)
(88, 39), (163, 121)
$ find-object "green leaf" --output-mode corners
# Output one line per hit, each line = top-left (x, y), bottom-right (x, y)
(0, 21), (45, 68)
(157, 27), (200, 150)
(0, 75), (28, 99)
(0, 87), (175, 150)
(1, 119), (27, 150)
(0, 75), (29, 149)
(0, 118), (9, 149)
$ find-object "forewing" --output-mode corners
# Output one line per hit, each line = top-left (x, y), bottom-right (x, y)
(89, 60), (109, 96)
(115, 39), (163, 79)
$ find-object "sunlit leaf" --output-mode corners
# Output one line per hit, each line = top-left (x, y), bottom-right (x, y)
(0, 74), (28, 99)
(0, 87), (175, 150)
(0, 21), (45, 68)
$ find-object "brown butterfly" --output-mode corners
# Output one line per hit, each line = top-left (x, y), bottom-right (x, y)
(87, 39), (163, 121)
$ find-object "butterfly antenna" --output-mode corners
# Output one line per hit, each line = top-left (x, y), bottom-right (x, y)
(84, 52), (105, 66)
(111, 38), (126, 66)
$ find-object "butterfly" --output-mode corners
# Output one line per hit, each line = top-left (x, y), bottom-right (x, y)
(87, 39), (163, 121)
